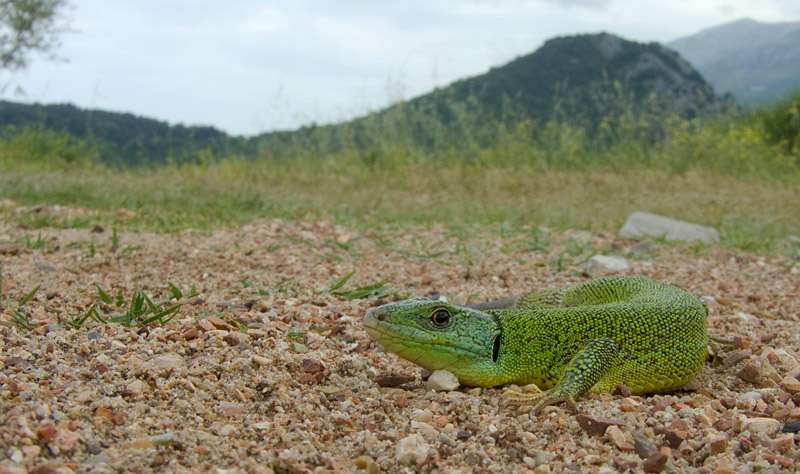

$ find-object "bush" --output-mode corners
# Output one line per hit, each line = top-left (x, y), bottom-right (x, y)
(757, 91), (800, 155)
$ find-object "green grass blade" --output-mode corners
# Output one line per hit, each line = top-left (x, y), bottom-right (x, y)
(129, 289), (145, 314)
(140, 304), (181, 325)
(167, 282), (183, 300)
(10, 310), (32, 330)
(87, 304), (107, 324)
(142, 291), (159, 313)
(96, 284), (113, 304)
(18, 285), (41, 307)
(328, 270), (356, 291)
(331, 277), (393, 300)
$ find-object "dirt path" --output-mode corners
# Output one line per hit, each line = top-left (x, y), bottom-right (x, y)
(1, 212), (799, 473)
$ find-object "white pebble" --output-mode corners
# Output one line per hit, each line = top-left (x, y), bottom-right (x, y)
(35, 405), (51, 419)
(426, 370), (460, 392)
(126, 380), (148, 396)
(153, 353), (184, 370)
(395, 433), (430, 465)
(411, 409), (433, 423)
(584, 255), (630, 277)
(219, 424), (237, 436)
(411, 421), (439, 439)
(741, 417), (781, 435)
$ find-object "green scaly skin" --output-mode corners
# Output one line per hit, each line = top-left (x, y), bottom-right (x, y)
(363, 275), (708, 413)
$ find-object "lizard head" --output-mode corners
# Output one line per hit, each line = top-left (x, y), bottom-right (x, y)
(363, 297), (502, 387)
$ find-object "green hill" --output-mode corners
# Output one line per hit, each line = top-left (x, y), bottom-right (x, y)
(668, 18), (800, 105)
(1, 33), (734, 165)
(0, 101), (251, 166)
(254, 33), (735, 155)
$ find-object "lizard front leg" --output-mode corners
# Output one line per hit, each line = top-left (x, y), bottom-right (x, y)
(505, 337), (623, 414)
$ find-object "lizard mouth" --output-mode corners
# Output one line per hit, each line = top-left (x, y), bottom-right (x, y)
(363, 309), (488, 362)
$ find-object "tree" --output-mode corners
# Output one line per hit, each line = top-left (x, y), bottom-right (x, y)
(0, 0), (68, 71)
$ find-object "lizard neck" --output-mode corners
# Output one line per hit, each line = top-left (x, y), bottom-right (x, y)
(493, 309), (559, 389)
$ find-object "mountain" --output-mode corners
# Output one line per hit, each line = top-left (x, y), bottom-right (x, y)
(255, 33), (735, 154)
(668, 18), (800, 105)
(0, 100), (251, 166)
(2, 33), (733, 165)
(414, 32), (729, 122)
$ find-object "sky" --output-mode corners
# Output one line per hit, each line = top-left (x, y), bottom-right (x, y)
(4, 0), (800, 136)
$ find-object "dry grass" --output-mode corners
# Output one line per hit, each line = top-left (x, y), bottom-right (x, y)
(1, 159), (798, 255)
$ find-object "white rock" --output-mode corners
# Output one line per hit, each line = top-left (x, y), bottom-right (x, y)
(219, 424), (237, 436)
(605, 425), (628, 449)
(426, 370), (460, 392)
(150, 432), (174, 446)
(125, 380), (148, 396)
(9, 448), (23, 463)
(741, 417), (781, 434)
(411, 409), (433, 423)
(523, 456), (537, 468)
(738, 391), (762, 402)
(153, 353), (184, 371)
(35, 404), (51, 419)
(411, 421), (440, 439)
(781, 374), (800, 393)
(395, 433), (430, 465)
(567, 230), (593, 244)
(584, 255), (630, 277)
(619, 211), (719, 243)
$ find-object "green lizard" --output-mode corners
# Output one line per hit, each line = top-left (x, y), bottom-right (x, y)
(362, 275), (708, 413)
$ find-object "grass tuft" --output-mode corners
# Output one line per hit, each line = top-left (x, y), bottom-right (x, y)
(327, 270), (397, 300)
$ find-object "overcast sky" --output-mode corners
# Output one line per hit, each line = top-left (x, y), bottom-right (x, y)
(4, 0), (800, 136)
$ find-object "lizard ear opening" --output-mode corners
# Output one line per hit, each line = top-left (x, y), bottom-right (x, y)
(492, 334), (501, 363)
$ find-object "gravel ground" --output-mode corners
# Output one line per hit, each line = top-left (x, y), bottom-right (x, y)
(1, 203), (799, 473)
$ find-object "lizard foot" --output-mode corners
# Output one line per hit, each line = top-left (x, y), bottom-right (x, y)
(504, 389), (579, 414)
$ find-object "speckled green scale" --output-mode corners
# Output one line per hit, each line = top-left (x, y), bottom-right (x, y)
(363, 276), (708, 408)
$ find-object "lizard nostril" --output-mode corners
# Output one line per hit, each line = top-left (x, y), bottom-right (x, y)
(365, 308), (387, 322)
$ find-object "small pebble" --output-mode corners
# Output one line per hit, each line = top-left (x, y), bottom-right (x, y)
(395, 434), (430, 465)
(302, 358), (323, 373)
(150, 432), (174, 446)
(783, 421), (800, 433)
(642, 452), (668, 473)
(352, 455), (380, 474)
(34, 264), (57, 273)
(83, 454), (112, 465)
(125, 379), (148, 396)
(153, 353), (184, 371)
(374, 373), (415, 387)
(741, 417), (781, 434)
(737, 360), (763, 384)
(9, 449), (23, 463)
(426, 370), (459, 392)
(575, 414), (625, 437)
(35, 405), (51, 419)
(218, 424), (237, 436)
(583, 255), (630, 277)
(633, 433), (658, 459)
(605, 425), (629, 449)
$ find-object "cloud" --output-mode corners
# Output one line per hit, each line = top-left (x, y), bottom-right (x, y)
(544, 0), (612, 9)
(7, 0), (800, 135)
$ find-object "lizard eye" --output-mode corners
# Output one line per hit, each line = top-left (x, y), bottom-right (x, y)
(432, 309), (451, 327)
